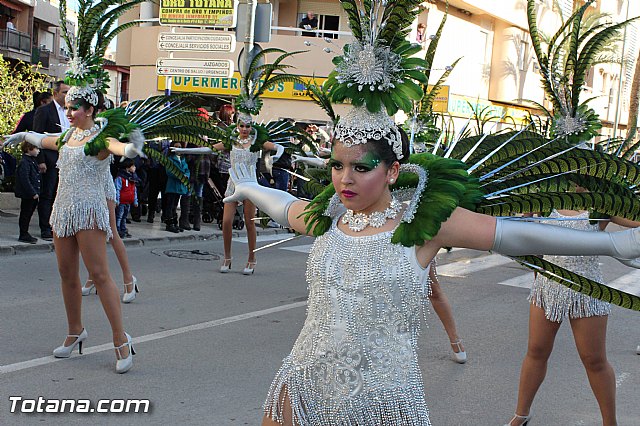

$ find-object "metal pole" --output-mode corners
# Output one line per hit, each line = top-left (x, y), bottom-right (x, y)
(244, 0), (256, 77)
(613, 0), (630, 139)
(165, 26), (176, 97)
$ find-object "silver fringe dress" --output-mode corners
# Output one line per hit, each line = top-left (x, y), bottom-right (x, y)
(50, 137), (112, 240)
(101, 154), (116, 202)
(264, 209), (432, 425)
(528, 210), (611, 322)
(224, 144), (260, 198)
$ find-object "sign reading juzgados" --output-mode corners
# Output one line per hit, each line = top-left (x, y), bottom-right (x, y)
(159, 0), (238, 27)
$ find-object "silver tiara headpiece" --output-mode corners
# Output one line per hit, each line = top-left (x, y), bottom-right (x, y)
(334, 106), (404, 159)
(66, 85), (99, 107)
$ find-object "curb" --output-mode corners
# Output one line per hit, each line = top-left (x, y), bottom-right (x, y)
(0, 228), (290, 257)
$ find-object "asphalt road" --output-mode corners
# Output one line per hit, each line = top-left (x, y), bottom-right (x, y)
(1, 235), (639, 425)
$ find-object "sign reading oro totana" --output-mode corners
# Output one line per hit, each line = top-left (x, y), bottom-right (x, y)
(157, 73), (328, 101)
(159, 0), (238, 27)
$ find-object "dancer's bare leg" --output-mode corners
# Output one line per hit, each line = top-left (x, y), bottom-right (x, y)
(53, 234), (84, 344)
(107, 199), (133, 286)
(222, 202), (236, 262)
(243, 199), (257, 264)
(429, 267), (464, 352)
(511, 305), (561, 424)
(262, 385), (295, 426)
(570, 315), (616, 426)
(75, 229), (128, 350)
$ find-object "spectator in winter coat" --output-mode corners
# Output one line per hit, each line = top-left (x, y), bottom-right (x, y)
(164, 141), (190, 233)
(14, 142), (41, 243)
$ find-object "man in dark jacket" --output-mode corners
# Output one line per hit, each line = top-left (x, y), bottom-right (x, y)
(33, 81), (70, 240)
(13, 91), (53, 133)
(14, 143), (42, 243)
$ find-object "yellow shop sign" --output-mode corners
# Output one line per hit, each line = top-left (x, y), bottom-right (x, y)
(157, 73), (328, 101)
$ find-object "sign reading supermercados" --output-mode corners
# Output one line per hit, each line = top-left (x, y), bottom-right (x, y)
(159, 0), (238, 27)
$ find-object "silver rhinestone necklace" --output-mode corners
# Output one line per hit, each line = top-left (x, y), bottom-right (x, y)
(342, 197), (402, 232)
(72, 124), (100, 141)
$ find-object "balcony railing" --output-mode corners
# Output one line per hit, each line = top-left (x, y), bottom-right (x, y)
(32, 47), (51, 68)
(0, 29), (31, 54)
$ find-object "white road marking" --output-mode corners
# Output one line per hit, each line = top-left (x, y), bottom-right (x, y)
(616, 372), (630, 388)
(608, 270), (640, 297)
(233, 234), (296, 243)
(499, 273), (533, 289)
(0, 301), (307, 375)
(436, 254), (513, 278)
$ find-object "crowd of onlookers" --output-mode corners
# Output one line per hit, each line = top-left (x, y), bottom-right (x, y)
(2, 89), (332, 242)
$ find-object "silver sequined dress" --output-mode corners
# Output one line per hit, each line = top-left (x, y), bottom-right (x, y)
(101, 154), (116, 202)
(224, 144), (260, 198)
(264, 211), (432, 425)
(528, 210), (611, 322)
(50, 136), (112, 240)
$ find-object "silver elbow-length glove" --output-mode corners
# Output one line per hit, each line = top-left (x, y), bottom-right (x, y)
(492, 218), (640, 268)
(224, 163), (298, 227)
(3, 132), (50, 149)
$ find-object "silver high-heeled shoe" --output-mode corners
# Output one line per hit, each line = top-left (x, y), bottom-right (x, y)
(450, 340), (467, 364)
(122, 276), (139, 304)
(243, 260), (256, 275)
(81, 280), (96, 296)
(220, 258), (232, 273)
(114, 332), (136, 374)
(504, 413), (532, 426)
(53, 329), (88, 358)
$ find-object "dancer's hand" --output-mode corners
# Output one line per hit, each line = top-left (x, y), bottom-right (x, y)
(224, 163), (260, 203)
(123, 129), (145, 159)
(291, 154), (326, 168)
(3, 132), (47, 149)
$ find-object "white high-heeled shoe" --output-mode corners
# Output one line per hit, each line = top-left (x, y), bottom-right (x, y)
(114, 332), (136, 374)
(81, 280), (96, 296)
(122, 276), (139, 304)
(504, 413), (532, 426)
(220, 258), (232, 273)
(53, 329), (88, 358)
(636, 344), (640, 355)
(243, 260), (257, 275)
(450, 340), (467, 364)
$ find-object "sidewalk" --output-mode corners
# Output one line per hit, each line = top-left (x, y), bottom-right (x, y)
(0, 209), (288, 256)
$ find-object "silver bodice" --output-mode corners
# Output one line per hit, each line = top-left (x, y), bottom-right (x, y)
(264, 216), (432, 425)
(50, 143), (112, 239)
(224, 145), (260, 198)
(529, 210), (610, 322)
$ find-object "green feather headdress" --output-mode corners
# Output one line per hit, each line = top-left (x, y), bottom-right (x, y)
(60, 0), (143, 105)
(328, 0), (427, 160)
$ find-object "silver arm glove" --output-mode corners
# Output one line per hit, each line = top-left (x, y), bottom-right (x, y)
(170, 147), (213, 154)
(492, 218), (640, 268)
(3, 132), (48, 149)
(291, 154), (327, 168)
(122, 128), (145, 159)
(224, 163), (298, 227)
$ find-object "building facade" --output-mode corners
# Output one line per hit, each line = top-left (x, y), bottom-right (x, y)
(117, 0), (640, 137)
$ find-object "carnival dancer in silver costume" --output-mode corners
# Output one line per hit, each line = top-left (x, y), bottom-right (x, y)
(209, 112), (283, 275)
(219, 1), (640, 422)
(81, 97), (139, 303)
(505, 204), (640, 426)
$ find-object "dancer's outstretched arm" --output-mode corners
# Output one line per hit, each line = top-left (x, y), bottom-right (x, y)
(428, 208), (640, 268)
(3, 132), (60, 151)
(223, 163), (311, 234)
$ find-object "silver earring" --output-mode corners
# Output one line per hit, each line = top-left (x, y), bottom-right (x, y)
(389, 179), (395, 184)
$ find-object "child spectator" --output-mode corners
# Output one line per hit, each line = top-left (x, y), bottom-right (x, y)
(164, 141), (190, 233)
(14, 142), (41, 243)
(114, 159), (139, 238)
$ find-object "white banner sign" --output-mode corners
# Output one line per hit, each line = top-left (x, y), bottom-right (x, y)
(158, 33), (236, 52)
(156, 58), (234, 78)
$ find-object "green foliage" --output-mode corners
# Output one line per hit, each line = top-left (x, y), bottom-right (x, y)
(0, 55), (49, 139)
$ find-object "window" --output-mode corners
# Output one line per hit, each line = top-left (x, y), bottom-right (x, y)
(297, 13), (340, 39)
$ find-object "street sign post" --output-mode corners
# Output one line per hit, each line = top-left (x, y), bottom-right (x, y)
(159, 0), (238, 27)
(158, 32), (236, 52)
(156, 58), (235, 78)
